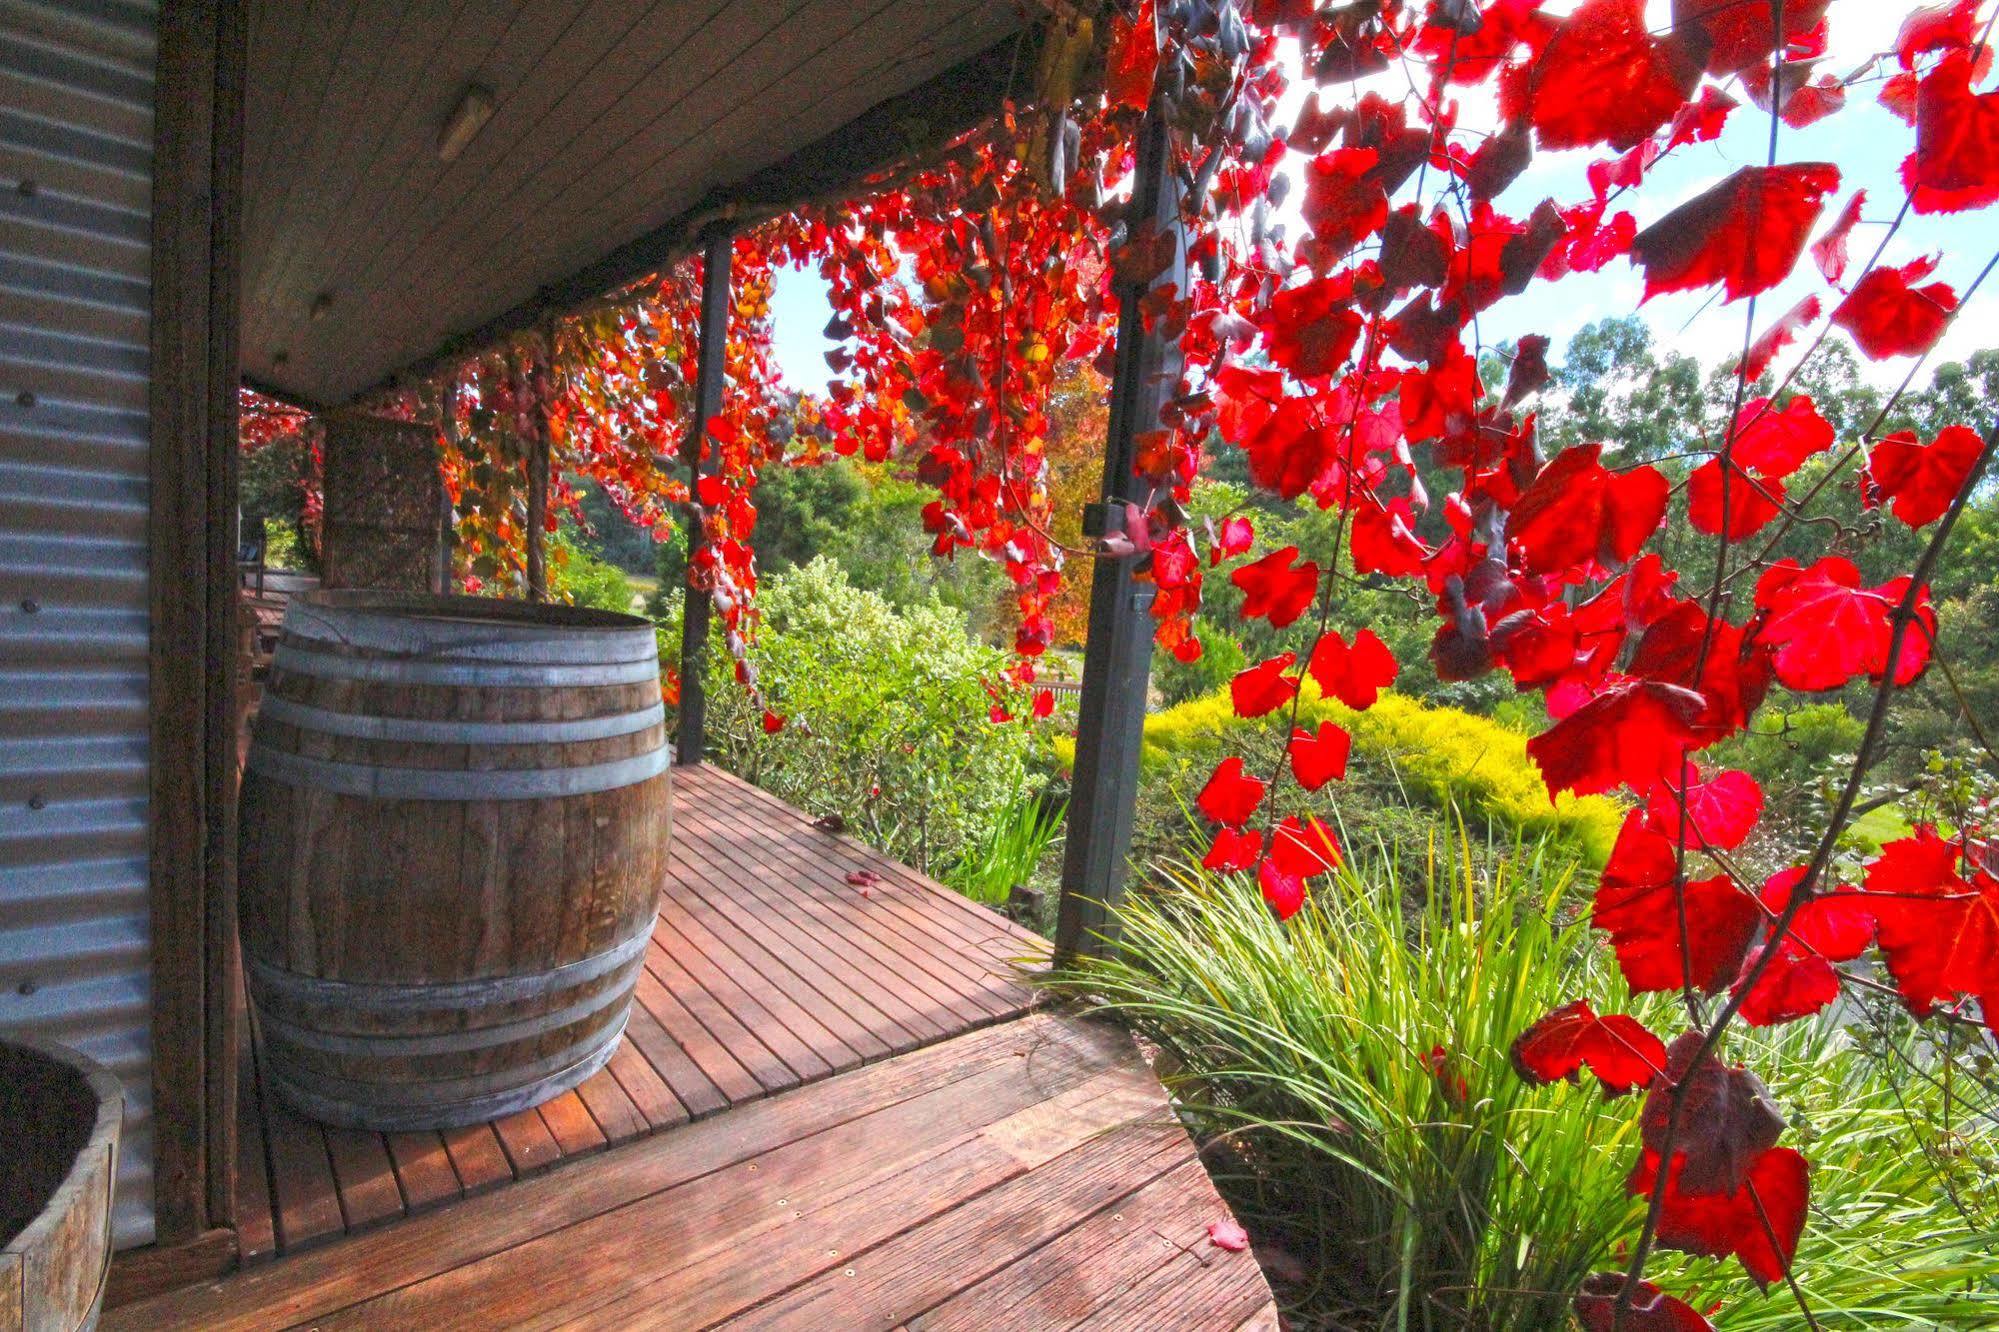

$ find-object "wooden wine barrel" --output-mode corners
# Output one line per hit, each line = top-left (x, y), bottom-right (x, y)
(238, 592), (670, 1131)
(1, 1037), (122, 1332)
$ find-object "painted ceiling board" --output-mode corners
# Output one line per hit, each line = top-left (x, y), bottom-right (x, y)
(240, 0), (1023, 405)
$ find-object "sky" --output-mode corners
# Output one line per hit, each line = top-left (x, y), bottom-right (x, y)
(765, 2), (1994, 399)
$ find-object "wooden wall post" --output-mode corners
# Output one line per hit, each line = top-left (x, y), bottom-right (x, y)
(675, 228), (733, 765)
(1053, 97), (1186, 961)
(147, 0), (246, 1245)
(524, 345), (551, 602)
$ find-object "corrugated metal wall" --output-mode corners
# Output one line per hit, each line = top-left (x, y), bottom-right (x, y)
(0, 0), (159, 1250)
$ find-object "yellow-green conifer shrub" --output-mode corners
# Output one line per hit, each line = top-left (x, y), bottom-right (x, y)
(1054, 683), (1622, 865)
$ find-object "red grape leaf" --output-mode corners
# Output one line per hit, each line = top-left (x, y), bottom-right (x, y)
(1270, 815), (1341, 877)
(1831, 257), (1957, 359)
(1903, 52), (1999, 214)
(1760, 866), (1876, 963)
(1752, 557), (1920, 691)
(1263, 276), (1365, 379)
(1106, 0), (1159, 110)
(1508, 0), (1702, 151)
(1735, 296), (1820, 381)
(1897, 1), (1984, 70)
(1231, 653), (1300, 718)
(1349, 498), (1431, 576)
(1573, 1274), (1714, 1332)
(1511, 1001), (1667, 1096)
(1203, 825), (1263, 873)
(1231, 545), (1321, 628)
(1729, 394), (1834, 479)
(1509, 444), (1669, 578)
(1306, 627), (1399, 710)
(1687, 457), (1783, 538)
(1528, 680), (1706, 799)
(1288, 720), (1352, 791)
(1734, 941), (1841, 1027)
(1197, 756), (1267, 829)
(1206, 1217), (1250, 1252)
(1672, 0), (1829, 76)
(1258, 856), (1306, 920)
(1866, 827), (1999, 1028)
(1811, 189), (1865, 284)
(1505, 332), (1551, 405)
(1303, 146), (1390, 255)
(1642, 1032), (1785, 1195)
(1630, 163), (1839, 303)
(1644, 768), (1764, 852)
(1863, 425), (1984, 527)
(1595, 869), (1761, 994)
(1629, 1146), (1809, 1289)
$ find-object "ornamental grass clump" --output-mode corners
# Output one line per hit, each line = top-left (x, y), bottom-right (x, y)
(1047, 827), (1999, 1330)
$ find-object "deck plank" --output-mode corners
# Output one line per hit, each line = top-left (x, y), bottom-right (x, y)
(229, 765), (1061, 1268)
(320, 1127), (406, 1233)
(687, 771), (1035, 979)
(668, 812), (977, 1039)
(436, 1124), (513, 1197)
(571, 1066), (648, 1146)
(381, 1132), (463, 1214)
(114, 1016), (1113, 1330)
(673, 792), (1017, 1023)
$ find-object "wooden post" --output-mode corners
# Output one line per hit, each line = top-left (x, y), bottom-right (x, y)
(524, 347), (551, 602)
(675, 228), (733, 765)
(1053, 97), (1186, 962)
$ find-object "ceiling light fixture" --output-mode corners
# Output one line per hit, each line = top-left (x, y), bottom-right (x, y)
(437, 84), (494, 163)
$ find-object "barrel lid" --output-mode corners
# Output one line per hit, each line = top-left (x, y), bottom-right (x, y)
(284, 591), (658, 666)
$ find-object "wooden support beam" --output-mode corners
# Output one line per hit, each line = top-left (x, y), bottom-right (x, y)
(1053, 99), (1186, 962)
(149, 0), (245, 1243)
(675, 230), (734, 765)
(525, 418), (549, 603)
(522, 340), (553, 603)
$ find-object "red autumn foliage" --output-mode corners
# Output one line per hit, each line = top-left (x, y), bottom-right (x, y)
(1864, 425), (1984, 526)
(396, 4), (1999, 1319)
(1628, 1146), (1809, 1288)
(1231, 545), (1321, 628)
(1528, 681), (1706, 799)
(1287, 720), (1351, 791)
(1866, 828), (1999, 1031)
(1753, 557), (1933, 691)
(1306, 627), (1398, 710)
(1832, 257), (1959, 359)
(1729, 394), (1834, 479)
(1641, 1034), (1785, 1196)
(1511, 1001), (1667, 1096)
(1573, 1275), (1713, 1332)
(1231, 653), (1300, 718)
(1629, 163), (1839, 303)
(1903, 51), (1999, 215)
(1197, 756), (1267, 829)
(1505, 0), (1700, 151)
(1507, 444), (1669, 578)
(1687, 458), (1783, 538)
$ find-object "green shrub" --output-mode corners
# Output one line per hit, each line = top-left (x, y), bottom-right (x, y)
(1054, 682), (1623, 868)
(1154, 617), (1249, 707)
(687, 557), (1035, 877)
(1047, 838), (1999, 1329)
(547, 529), (636, 613)
(943, 793), (1065, 906)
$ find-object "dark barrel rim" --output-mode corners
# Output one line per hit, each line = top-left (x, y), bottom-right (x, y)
(297, 589), (649, 631)
(282, 591), (659, 667)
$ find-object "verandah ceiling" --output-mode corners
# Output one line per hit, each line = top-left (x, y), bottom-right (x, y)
(239, 0), (1023, 406)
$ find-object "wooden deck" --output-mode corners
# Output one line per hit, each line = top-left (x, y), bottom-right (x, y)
(109, 1011), (1276, 1329)
(226, 764), (1047, 1258)
(107, 764), (1274, 1328)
